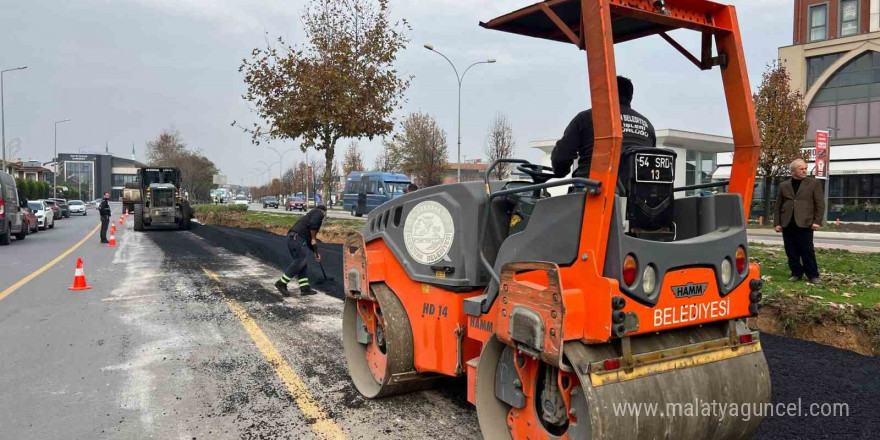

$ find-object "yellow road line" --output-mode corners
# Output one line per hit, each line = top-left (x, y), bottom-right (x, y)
(202, 268), (346, 440)
(0, 223), (102, 302)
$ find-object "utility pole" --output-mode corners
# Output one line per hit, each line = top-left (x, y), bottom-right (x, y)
(1, 66), (27, 173)
(53, 119), (71, 197)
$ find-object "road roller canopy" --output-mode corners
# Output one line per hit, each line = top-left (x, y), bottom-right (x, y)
(480, 0), (761, 269)
(480, 0), (734, 46)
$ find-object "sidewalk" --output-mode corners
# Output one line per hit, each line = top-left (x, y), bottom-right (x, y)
(747, 228), (880, 241)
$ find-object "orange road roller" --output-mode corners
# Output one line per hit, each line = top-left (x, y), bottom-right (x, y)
(343, 1), (770, 438)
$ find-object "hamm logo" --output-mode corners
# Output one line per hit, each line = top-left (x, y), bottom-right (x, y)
(671, 283), (708, 298)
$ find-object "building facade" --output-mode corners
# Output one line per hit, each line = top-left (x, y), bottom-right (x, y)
(56, 153), (144, 201)
(5, 160), (53, 182)
(443, 162), (490, 184)
(780, 0), (880, 219)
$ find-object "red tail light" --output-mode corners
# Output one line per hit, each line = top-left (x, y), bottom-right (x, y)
(739, 334), (753, 344)
(603, 358), (621, 371)
(735, 246), (746, 274)
(622, 254), (638, 287)
(0, 198), (5, 218)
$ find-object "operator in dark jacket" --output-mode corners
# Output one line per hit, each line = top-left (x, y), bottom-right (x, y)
(551, 76), (656, 179)
(275, 205), (327, 296)
(98, 192), (111, 244)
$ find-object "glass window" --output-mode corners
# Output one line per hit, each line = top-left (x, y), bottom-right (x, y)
(830, 176), (844, 197)
(841, 0), (859, 37)
(807, 52), (880, 140)
(810, 4), (827, 42)
(700, 152), (715, 184)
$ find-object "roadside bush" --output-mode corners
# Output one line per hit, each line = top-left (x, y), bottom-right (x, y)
(36, 181), (49, 199)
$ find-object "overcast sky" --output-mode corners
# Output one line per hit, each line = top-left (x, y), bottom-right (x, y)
(0, 0), (791, 186)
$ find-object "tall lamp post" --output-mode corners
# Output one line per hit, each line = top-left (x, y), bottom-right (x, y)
(1, 65), (27, 173)
(258, 160), (279, 186)
(424, 44), (495, 182)
(266, 146), (297, 182)
(53, 119), (71, 197)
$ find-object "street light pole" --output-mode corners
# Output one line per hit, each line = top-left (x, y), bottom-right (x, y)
(53, 119), (71, 197)
(1, 66), (27, 173)
(266, 146), (297, 182)
(424, 45), (495, 182)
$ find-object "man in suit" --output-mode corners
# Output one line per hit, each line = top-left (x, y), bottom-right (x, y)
(774, 159), (825, 283)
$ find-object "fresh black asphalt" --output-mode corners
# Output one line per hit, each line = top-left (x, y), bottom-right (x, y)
(189, 223), (880, 439)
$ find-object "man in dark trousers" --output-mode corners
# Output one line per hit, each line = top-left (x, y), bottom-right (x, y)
(774, 159), (825, 283)
(275, 205), (327, 296)
(98, 192), (111, 243)
(551, 75), (656, 179)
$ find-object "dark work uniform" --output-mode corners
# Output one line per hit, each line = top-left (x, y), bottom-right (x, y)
(278, 209), (325, 292)
(783, 179), (819, 279)
(551, 104), (656, 178)
(99, 198), (111, 243)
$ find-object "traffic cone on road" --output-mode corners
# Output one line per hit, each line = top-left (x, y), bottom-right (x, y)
(107, 229), (117, 247)
(68, 257), (93, 291)
(119, 215), (125, 225)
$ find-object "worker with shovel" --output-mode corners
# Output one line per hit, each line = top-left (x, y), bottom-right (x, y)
(275, 205), (327, 297)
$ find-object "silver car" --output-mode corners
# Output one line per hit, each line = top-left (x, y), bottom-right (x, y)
(28, 201), (55, 230)
(68, 200), (87, 215)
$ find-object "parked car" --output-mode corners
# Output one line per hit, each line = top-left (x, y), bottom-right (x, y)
(233, 195), (249, 206)
(68, 200), (87, 216)
(28, 201), (54, 230)
(262, 196), (279, 209)
(343, 171), (411, 217)
(286, 197), (307, 211)
(42, 199), (62, 220)
(21, 204), (39, 234)
(49, 198), (70, 218)
(0, 171), (28, 244)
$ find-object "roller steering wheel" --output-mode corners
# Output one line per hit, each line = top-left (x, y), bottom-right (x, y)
(517, 163), (556, 184)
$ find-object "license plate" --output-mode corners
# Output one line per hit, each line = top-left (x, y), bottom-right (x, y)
(635, 153), (674, 184)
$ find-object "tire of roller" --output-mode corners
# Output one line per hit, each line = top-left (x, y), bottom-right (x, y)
(343, 283), (437, 399)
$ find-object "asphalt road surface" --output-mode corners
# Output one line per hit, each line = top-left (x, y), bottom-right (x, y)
(1, 212), (878, 439)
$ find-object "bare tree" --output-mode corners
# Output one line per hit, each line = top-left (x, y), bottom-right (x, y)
(146, 129), (219, 202)
(373, 142), (402, 172)
(342, 142), (365, 175)
(387, 112), (448, 187)
(484, 113), (516, 179)
(239, 0), (410, 203)
(753, 60), (810, 224)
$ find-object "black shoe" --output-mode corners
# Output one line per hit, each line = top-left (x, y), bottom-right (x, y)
(274, 280), (290, 297)
(101, 240), (109, 244)
(299, 285), (316, 296)
(808, 277), (821, 284)
(788, 276), (803, 282)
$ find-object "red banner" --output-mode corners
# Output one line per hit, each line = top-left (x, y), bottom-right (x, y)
(815, 130), (829, 178)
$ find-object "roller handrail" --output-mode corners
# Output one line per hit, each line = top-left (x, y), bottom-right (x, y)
(673, 180), (730, 192)
(483, 158), (532, 191)
(478, 175), (602, 286)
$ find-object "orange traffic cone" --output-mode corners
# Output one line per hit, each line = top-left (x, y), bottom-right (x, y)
(107, 229), (117, 247)
(68, 257), (93, 290)
(119, 215), (125, 225)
